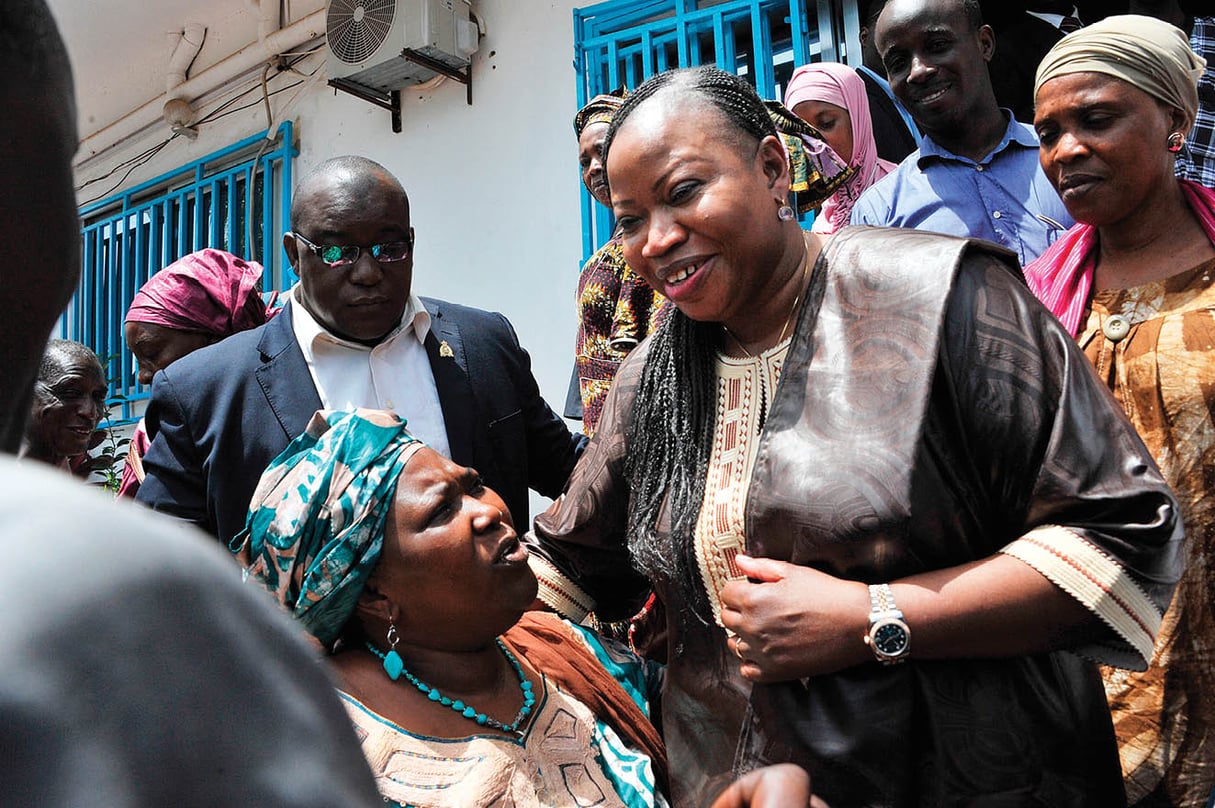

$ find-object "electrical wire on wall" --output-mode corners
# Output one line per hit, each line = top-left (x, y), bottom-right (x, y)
(76, 48), (322, 209)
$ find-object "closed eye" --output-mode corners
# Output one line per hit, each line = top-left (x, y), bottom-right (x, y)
(670, 180), (700, 204)
(427, 498), (454, 526)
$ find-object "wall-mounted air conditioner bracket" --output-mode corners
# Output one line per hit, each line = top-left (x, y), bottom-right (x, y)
(401, 48), (473, 107)
(328, 78), (403, 133)
(327, 52), (472, 134)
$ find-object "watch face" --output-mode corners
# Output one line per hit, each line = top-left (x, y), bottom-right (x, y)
(873, 622), (909, 656)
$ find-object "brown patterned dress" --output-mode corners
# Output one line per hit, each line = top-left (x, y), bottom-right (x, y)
(1080, 258), (1215, 808)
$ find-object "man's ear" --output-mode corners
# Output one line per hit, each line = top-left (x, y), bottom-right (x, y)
(283, 232), (300, 270)
(977, 24), (996, 62)
(354, 574), (396, 625)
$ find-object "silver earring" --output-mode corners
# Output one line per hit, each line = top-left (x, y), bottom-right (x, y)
(777, 204), (796, 221)
(1168, 132), (1185, 153)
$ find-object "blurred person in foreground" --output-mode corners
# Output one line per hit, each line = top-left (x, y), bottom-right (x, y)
(1027, 15), (1214, 806)
(119, 248), (275, 497)
(0, 2), (381, 804)
(525, 64), (1181, 806)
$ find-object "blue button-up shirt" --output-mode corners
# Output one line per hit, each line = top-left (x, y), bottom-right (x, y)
(850, 114), (1073, 267)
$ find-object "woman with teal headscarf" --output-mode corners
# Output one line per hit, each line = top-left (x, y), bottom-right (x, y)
(235, 408), (668, 808)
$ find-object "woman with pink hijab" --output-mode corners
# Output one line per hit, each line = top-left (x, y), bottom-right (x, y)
(785, 62), (896, 234)
(119, 249), (277, 497)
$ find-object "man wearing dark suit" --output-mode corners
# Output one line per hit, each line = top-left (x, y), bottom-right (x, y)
(858, 0), (920, 164)
(983, 1), (1080, 124)
(137, 155), (585, 543)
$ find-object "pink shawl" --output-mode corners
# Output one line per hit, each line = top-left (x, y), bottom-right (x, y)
(125, 248), (274, 337)
(784, 62), (895, 234)
(1025, 180), (1215, 335)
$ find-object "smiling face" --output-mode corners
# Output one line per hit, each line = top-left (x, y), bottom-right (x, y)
(1034, 72), (1185, 229)
(124, 321), (215, 385)
(284, 166), (414, 345)
(606, 94), (792, 325)
(369, 448), (537, 650)
(28, 353), (107, 463)
(579, 120), (612, 207)
(792, 99), (854, 164)
(876, 0), (995, 141)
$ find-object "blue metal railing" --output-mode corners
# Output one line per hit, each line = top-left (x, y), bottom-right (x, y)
(67, 123), (298, 422)
(572, 0), (857, 260)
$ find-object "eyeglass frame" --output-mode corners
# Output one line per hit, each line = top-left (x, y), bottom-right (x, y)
(289, 230), (414, 268)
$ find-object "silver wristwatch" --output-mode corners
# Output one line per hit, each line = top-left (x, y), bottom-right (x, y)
(863, 583), (911, 664)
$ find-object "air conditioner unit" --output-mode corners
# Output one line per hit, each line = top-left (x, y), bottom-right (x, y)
(326, 0), (478, 94)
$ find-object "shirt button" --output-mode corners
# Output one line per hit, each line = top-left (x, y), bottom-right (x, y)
(384, 400), (395, 409)
(1103, 315), (1131, 342)
(976, 165), (984, 172)
(992, 210), (1002, 219)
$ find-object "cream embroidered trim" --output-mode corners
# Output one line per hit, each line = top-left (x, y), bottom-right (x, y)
(528, 552), (594, 623)
(1001, 525), (1161, 665)
(694, 344), (788, 627)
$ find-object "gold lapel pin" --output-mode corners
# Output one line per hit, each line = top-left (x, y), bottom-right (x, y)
(439, 340), (454, 358)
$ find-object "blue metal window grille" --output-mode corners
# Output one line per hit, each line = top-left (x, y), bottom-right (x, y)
(573, 0), (859, 259)
(68, 123), (298, 422)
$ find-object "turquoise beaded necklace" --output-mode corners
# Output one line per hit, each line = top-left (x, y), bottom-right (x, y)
(366, 637), (536, 738)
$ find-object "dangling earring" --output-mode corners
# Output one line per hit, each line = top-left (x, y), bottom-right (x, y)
(1167, 132), (1185, 153)
(381, 623), (404, 680)
(777, 203), (796, 222)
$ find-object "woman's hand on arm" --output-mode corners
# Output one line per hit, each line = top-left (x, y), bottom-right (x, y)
(719, 551), (1097, 683)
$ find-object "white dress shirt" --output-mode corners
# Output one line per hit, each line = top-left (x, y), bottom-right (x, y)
(290, 287), (452, 458)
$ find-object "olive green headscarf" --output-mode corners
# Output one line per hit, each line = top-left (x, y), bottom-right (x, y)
(1034, 15), (1205, 120)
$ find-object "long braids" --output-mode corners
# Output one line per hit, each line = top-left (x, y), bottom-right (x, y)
(604, 66), (778, 624)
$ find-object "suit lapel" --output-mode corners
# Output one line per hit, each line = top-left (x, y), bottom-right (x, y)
(423, 300), (476, 465)
(255, 302), (323, 441)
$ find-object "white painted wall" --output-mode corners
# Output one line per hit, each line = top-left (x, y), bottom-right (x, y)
(66, 0), (588, 439)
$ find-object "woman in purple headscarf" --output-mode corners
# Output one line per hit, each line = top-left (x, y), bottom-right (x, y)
(785, 62), (896, 234)
(119, 248), (277, 497)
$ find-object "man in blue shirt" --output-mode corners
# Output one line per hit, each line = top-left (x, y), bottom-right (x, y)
(851, 0), (1073, 268)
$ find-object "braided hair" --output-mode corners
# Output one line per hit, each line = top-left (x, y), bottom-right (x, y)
(603, 67), (778, 623)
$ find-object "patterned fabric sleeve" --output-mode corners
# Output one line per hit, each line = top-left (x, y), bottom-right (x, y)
(1002, 526), (1162, 665)
(527, 342), (653, 624)
(942, 256), (1182, 671)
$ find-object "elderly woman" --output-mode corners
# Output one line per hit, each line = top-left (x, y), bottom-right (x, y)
(119, 248), (275, 497)
(784, 61), (896, 233)
(236, 408), (667, 808)
(21, 339), (107, 471)
(1026, 16), (1214, 806)
(525, 65), (1183, 806)
(571, 91), (668, 435)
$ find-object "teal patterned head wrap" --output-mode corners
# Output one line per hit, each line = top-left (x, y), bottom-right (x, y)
(235, 408), (425, 647)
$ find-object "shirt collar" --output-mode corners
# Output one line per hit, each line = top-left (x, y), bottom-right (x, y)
(917, 111), (1038, 167)
(1026, 8), (1079, 28)
(289, 285), (431, 352)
